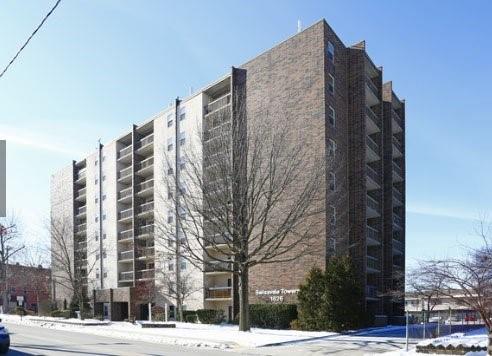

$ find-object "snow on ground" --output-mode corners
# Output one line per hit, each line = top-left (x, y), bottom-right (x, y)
(0, 314), (338, 349)
(376, 332), (488, 356)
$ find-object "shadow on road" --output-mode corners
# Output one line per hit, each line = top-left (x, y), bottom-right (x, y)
(8, 343), (121, 356)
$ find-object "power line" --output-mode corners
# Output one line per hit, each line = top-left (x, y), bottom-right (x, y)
(0, 0), (62, 80)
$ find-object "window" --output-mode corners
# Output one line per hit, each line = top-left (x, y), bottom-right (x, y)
(328, 106), (336, 127)
(96, 254), (100, 260)
(95, 232), (99, 241)
(328, 139), (337, 157)
(102, 156), (106, 162)
(167, 215), (173, 224)
(102, 175), (106, 181)
(96, 268), (100, 279)
(167, 114), (173, 127)
(95, 197), (98, 204)
(167, 167), (174, 175)
(95, 160), (98, 166)
(330, 206), (336, 226)
(95, 179), (98, 185)
(178, 157), (185, 170)
(329, 172), (336, 191)
(103, 272), (108, 278)
(167, 137), (174, 151)
(168, 191), (173, 200)
(328, 74), (335, 94)
(179, 113), (186, 121)
(102, 250), (107, 259)
(180, 261), (187, 270)
(102, 194), (106, 201)
(168, 262), (174, 271)
(327, 41), (335, 63)
(103, 233), (107, 240)
(179, 132), (186, 146)
(95, 216), (99, 223)
(102, 214), (106, 220)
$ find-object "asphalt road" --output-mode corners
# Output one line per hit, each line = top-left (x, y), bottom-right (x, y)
(4, 322), (405, 356)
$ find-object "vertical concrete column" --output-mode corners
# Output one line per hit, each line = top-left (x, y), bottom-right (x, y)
(109, 288), (114, 321)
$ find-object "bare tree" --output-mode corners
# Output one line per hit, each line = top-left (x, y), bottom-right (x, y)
(50, 216), (96, 318)
(156, 92), (326, 331)
(0, 214), (25, 313)
(414, 219), (492, 353)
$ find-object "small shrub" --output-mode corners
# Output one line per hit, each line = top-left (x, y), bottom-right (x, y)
(249, 304), (298, 329)
(185, 314), (197, 323)
(94, 314), (104, 321)
(153, 312), (166, 322)
(290, 319), (301, 330)
(196, 309), (224, 324)
(51, 309), (70, 318)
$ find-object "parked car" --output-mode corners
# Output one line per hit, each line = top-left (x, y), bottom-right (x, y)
(429, 316), (442, 323)
(465, 314), (477, 322)
(0, 322), (10, 354)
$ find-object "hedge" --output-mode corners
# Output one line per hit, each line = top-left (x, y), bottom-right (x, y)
(196, 309), (224, 324)
(183, 310), (197, 323)
(249, 304), (298, 329)
(51, 309), (70, 318)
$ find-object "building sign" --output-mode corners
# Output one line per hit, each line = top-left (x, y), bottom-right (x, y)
(255, 288), (299, 303)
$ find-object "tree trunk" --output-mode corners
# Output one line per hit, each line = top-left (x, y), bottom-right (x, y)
(488, 331), (492, 355)
(2, 291), (8, 314)
(238, 268), (250, 332)
(148, 302), (152, 321)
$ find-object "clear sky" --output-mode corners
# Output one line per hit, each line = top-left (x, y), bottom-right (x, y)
(1, 0), (491, 266)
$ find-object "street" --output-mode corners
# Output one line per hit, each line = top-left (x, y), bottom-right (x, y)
(4, 322), (405, 356)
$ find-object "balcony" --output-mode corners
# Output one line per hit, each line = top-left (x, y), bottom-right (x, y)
(392, 136), (403, 157)
(137, 201), (154, 217)
(74, 223), (86, 234)
(75, 168), (86, 183)
(393, 162), (403, 182)
(118, 166), (133, 183)
(136, 134), (154, 155)
(118, 250), (134, 261)
(118, 186), (132, 203)
(118, 145), (133, 162)
(136, 224), (154, 238)
(136, 246), (154, 259)
(393, 238), (404, 255)
(118, 228), (133, 241)
(392, 109), (403, 133)
(136, 157), (154, 177)
(136, 179), (154, 198)
(366, 225), (380, 246)
(393, 187), (403, 207)
(366, 164), (380, 190)
(366, 194), (380, 218)
(365, 76), (380, 107)
(204, 94), (231, 115)
(204, 234), (232, 248)
(75, 187), (86, 202)
(204, 261), (233, 274)
(367, 256), (381, 273)
(365, 106), (381, 135)
(118, 208), (133, 222)
(136, 269), (154, 280)
(366, 285), (379, 299)
(205, 286), (232, 300)
(393, 214), (403, 230)
(366, 136), (379, 162)
(119, 271), (133, 282)
(76, 205), (86, 218)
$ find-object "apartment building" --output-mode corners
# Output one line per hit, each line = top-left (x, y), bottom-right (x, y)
(50, 19), (405, 324)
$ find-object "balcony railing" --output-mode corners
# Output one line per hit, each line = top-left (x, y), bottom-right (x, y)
(118, 145), (132, 159)
(118, 229), (133, 240)
(118, 250), (133, 260)
(118, 166), (132, 180)
(138, 201), (154, 214)
(366, 164), (380, 184)
(119, 271), (133, 281)
(393, 136), (403, 153)
(75, 223), (86, 233)
(204, 94), (231, 115)
(137, 179), (154, 193)
(136, 224), (154, 236)
(367, 195), (379, 212)
(393, 188), (403, 203)
(366, 75), (379, 96)
(137, 157), (154, 171)
(366, 285), (378, 298)
(367, 256), (380, 271)
(366, 136), (379, 155)
(366, 225), (380, 243)
(118, 208), (133, 220)
(393, 214), (403, 228)
(393, 239), (404, 252)
(76, 169), (86, 181)
(205, 286), (232, 299)
(118, 187), (132, 200)
(136, 269), (154, 280)
(365, 106), (381, 127)
(76, 206), (86, 215)
(136, 246), (154, 258)
(392, 109), (403, 128)
(76, 188), (86, 199)
(204, 261), (233, 273)
(393, 162), (403, 178)
(137, 134), (154, 149)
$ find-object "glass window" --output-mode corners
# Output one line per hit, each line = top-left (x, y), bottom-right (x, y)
(329, 172), (336, 191)
(328, 74), (335, 94)
(328, 106), (335, 127)
(330, 206), (336, 225)
(328, 139), (337, 157)
(167, 114), (173, 127)
(327, 41), (335, 63)
(167, 137), (174, 151)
